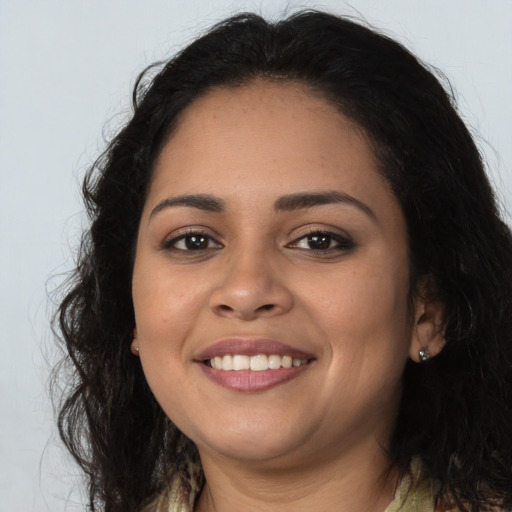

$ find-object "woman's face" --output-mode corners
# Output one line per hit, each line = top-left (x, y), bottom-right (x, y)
(132, 81), (420, 468)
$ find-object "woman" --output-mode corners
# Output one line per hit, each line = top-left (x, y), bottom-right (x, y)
(55, 10), (512, 512)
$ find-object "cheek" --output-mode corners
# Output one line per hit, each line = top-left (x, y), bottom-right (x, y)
(132, 260), (195, 396)
(132, 267), (198, 425)
(304, 255), (412, 364)
(133, 256), (199, 337)
(131, 251), (223, 405)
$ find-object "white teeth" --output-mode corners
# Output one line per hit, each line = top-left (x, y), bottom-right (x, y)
(282, 355), (292, 368)
(250, 354), (268, 371)
(233, 354), (250, 370)
(268, 354), (282, 370)
(208, 354), (309, 371)
(222, 354), (233, 370)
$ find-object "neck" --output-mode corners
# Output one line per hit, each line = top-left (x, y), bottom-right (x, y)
(194, 443), (399, 512)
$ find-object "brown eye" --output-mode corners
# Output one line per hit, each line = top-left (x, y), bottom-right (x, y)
(163, 231), (223, 252)
(288, 230), (355, 253)
(307, 234), (332, 250)
(184, 235), (209, 250)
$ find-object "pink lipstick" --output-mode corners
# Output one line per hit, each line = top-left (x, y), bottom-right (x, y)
(194, 338), (315, 392)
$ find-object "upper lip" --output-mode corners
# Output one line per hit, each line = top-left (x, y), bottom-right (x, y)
(194, 338), (316, 362)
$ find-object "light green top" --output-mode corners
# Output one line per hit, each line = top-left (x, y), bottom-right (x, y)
(384, 457), (437, 512)
(151, 456), (437, 512)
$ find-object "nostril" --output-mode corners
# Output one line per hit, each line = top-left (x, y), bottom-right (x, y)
(257, 304), (275, 312)
(217, 304), (234, 312)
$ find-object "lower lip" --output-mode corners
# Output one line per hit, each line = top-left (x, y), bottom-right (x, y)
(198, 363), (311, 392)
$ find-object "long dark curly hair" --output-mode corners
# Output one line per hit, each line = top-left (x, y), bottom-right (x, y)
(54, 10), (512, 512)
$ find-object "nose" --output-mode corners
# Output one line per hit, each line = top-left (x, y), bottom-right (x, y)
(209, 250), (293, 321)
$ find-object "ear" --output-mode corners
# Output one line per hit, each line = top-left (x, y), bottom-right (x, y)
(409, 279), (446, 363)
(130, 327), (139, 356)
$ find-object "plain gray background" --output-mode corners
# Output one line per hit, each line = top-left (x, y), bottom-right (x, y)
(1, 1), (511, 510)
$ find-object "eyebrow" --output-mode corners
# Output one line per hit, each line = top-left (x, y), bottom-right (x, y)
(149, 190), (375, 220)
(150, 194), (225, 219)
(274, 191), (376, 219)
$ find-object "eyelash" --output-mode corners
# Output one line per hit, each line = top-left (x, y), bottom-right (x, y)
(161, 229), (354, 255)
(162, 229), (222, 252)
(286, 229), (355, 254)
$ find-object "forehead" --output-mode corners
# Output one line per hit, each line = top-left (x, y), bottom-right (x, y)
(164, 80), (366, 154)
(144, 79), (405, 233)
(151, 80), (382, 192)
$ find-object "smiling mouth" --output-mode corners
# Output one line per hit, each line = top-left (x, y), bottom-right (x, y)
(195, 338), (315, 391)
(205, 354), (311, 371)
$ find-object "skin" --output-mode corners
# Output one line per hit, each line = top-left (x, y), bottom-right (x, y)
(132, 80), (443, 511)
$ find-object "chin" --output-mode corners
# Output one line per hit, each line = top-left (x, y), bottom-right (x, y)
(190, 421), (307, 463)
